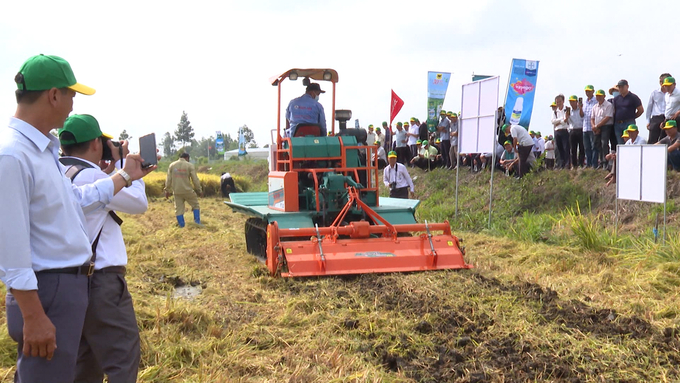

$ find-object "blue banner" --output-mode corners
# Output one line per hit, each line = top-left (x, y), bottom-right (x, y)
(215, 130), (225, 155)
(504, 59), (539, 129)
(427, 71), (451, 130)
(238, 126), (247, 156)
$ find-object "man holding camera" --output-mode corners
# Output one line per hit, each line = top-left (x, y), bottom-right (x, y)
(0, 54), (154, 383)
(383, 151), (414, 199)
(58, 114), (147, 383)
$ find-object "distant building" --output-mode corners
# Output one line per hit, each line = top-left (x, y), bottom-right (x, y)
(224, 148), (270, 164)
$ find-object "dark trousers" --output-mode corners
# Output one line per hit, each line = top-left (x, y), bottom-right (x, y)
(669, 149), (680, 171)
(7, 273), (89, 383)
(569, 129), (585, 167)
(614, 120), (634, 146)
(409, 144), (418, 163)
(593, 132), (602, 166)
(440, 140), (451, 168)
(554, 129), (570, 168)
(600, 125), (615, 162)
(396, 146), (409, 165)
(648, 115), (666, 144)
(75, 272), (140, 383)
(518, 144), (533, 178)
(390, 186), (409, 199)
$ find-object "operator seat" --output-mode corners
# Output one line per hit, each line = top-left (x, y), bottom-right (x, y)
(293, 124), (321, 137)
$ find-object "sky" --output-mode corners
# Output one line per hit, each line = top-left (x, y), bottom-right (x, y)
(1, 0), (678, 151)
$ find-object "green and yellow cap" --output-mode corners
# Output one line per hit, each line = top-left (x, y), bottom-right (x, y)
(404, 122), (410, 126)
(529, 130), (535, 135)
(375, 140), (381, 145)
(568, 95), (578, 101)
(382, 121), (388, 126)
(504, 140), (512, 145)
(410, 117), (416, 122)
(663, 77), (676, 86)
(368, 124), (374, 129)
(435, 138), (441, 143)
(16, 54), (95, 95)
(664, 120), (677, 129)
(440, 110), (447, 115)
(550, 102), (556, 107)
(584, 85), (595, 91)
(376, 127), (381, 131)
(626, 124), (639, 132)
(58, 114), (112, 145)
(502, 123), (510, 133)
(595, 89), (606, 96)
(388, 151), (397, 158)
(396, 122), (403, 126)
(622, 131), (630, 138)
(422, 140), (429, 146)
(416, 139), (422, 144)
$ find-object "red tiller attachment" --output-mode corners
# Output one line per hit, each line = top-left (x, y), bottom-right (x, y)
(264, 188), (472, 277)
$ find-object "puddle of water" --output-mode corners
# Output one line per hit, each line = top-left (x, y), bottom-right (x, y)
(172, 285), (202, 300)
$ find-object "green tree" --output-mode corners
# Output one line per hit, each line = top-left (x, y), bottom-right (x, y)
(174, 111), (194, 150)
(161, 132), (175, 158)
(119, 130), (131, 141)
(248, 141), (258, 148)
(241, 125), (255, 147)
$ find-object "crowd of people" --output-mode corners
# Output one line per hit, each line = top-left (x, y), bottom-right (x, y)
(371, 74), (680, 179)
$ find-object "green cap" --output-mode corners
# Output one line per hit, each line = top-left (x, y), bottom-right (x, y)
(440, 110), (446, 115)
(16, 54), (95, 95)
(626, 124), (639, 132)
(550, 102), (556, 107)
(529, 130), (535, 135)
(58, 114), (112, 145)
(621, 131), (630, 138)
(450, 112), (458, 117)
(663, 77), (676, 86)
(416, 139), (422, 144)
(404, 122), (410, 126)
(422, 140), (429, 146)
(568, 95), (578, 101)
(376, 127), (381, 131)
(537, 131), (541, 136)
(410, 117), (416, 122)
(374, 140), (381, 145)
(584, 85), (595, 91)
(435, 138), (441, 143)
(504, 140), (512, 145)
(396, 122), (403, 126)
(388, 151), (397, 158)
(382, 121), (388, 126)
(664, 120), (677, 129)
(595, 89), (606, 96)
(368, 124), (374, 129)
(502, 123), (510, 133)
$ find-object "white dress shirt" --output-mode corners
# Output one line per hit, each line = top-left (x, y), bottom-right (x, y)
(407, 125), (419, 145)
(383, 162), (414, 193)
(592, 100), (614, 126)
(625, 136), (647, 145)
(66, 157), (147, 270)
(551, 105), (570, 130)
(0, 117), (115, 290)
(665, 87), (680, 119)
(647, 89), (666, 119)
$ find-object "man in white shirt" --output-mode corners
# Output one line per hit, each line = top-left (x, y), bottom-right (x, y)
(647, 73), (671, 143)
(58, 114), (147, 383)
(502, 123), (534, 178)
(383, 151), (414, 199)
(663, 77), (680, 129)
(591, 89), (615, 168)
(448, 112), (460, 169)
(366, 124), (376, 146)
(551, 94), (571, 169)
(437, 110), (451, 169)
(406, 121), (419, 163)
(0, 55), (153, 382)
(394, 122), (409, 164)
(568, 95), (585, 168)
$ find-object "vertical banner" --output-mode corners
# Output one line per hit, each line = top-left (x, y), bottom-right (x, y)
(215, 130), (225, 155)
(427, 71), (451, 130)
(390, 90), (404, 125)
(238, 126), (247, 156)
(504, 59), (539, 129)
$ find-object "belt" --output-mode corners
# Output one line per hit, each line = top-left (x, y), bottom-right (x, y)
(94, 266), (127, 275)
(36, 264), (94, 276)
(615, 120), (632, 124)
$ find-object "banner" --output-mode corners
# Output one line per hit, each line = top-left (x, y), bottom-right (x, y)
(390, 90), (404, 125)
(215, 130), (225, 155)
(426, 71), (451, 130)
(238, 126), (247, 156)
(504, 59), (539, 129)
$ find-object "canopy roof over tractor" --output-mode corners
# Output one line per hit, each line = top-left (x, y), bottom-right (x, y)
(269, 69), (339, 86)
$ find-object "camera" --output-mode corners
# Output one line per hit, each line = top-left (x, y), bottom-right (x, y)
(389, 182), (397, 190)
(102, 139), (121, 161)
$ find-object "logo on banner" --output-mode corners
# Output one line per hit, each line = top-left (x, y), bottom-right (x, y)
(511, 79), (535, 95)
(436, 73), (443, 80)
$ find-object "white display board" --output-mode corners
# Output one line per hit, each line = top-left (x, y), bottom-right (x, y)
(459, 76), (499, 154)
(616, 145), (666, 203)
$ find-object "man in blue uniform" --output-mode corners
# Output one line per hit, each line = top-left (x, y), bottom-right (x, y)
(285, 83), (327, 137)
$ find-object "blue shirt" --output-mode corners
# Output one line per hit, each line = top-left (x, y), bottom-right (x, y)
(582, 96), (598, 132)
(285, 94), (327, 137)
(394, 129), (407, 148)
(0, 117), (115, 291)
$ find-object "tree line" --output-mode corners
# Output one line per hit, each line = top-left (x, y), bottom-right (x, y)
(160, 111), (260, 160)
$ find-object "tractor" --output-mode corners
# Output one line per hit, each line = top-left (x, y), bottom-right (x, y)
(225, 68), (471, 277)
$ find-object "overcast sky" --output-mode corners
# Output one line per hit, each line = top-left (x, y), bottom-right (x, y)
(1, 0), (677, 149)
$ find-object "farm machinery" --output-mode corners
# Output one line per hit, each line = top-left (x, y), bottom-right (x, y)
(225, 69), (471, 277)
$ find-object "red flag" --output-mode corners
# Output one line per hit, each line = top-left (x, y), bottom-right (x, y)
(390, 90), (404, 125)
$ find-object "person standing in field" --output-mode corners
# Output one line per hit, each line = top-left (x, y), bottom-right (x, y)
(165, 152), (203, 227)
